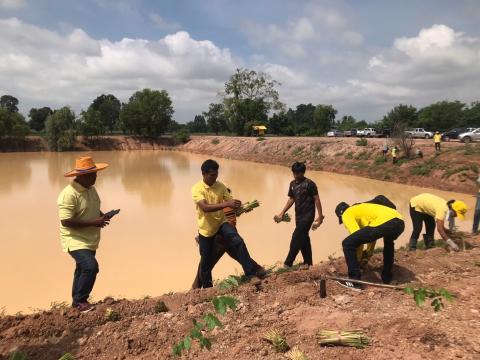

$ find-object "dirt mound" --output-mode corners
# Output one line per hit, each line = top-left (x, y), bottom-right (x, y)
(1, 235), (480, 359)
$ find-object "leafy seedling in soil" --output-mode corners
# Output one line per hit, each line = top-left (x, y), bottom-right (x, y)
(216, 275), (245, 290)
(212, 296), (239, 315)
(404, 287), (454, 312)
(263, 328), (290, 353)
(154, 300), (169, 313)
(105, 308), (121, 322)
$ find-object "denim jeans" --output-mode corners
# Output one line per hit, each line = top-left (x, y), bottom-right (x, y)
(473, 193), (480, 233)
(284, 217), (314, 267)
(197, 222), (255, 288)
(342, 218), (404, 282)
(69, 249), (99, 304)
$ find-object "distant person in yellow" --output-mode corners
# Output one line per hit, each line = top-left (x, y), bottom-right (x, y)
(191, 159), (264, 288)
(391, 146), (398, 164)
(334, 200), (405, 290)
(57, 156), (117, 313)
(434, 131), (442, 152)
(408, 193), (467, 251)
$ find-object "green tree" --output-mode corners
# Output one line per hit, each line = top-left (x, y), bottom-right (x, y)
(187, 115), (208, 133)
(89, 94), (121, 133)
(120, 88), (173, 137)
(28, 107), (53, 132)
(223, 68), (283, 136)
(293, 104), (316, 135)
(417, 101), (465, 131)
(0, 108), (29, 138)
(45, 107), (76, 151)
(337, 115), (358, 131)
(463, 101), (480, 127)
(312, 104), (337, 135)
(0, 95), (19, 113)
(79, 108), (106, 138)
(269, 111), (293, 135)
(204, 103), (227, 135)
(381, 104), (418, 130)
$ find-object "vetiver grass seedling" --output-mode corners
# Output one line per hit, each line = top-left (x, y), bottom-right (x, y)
(317, 330), (369, 348)
(285, 346), (309, 360)
(263, 328), (290, 352)
(105, 308), (121, 322)
(154, 300), (169, 313)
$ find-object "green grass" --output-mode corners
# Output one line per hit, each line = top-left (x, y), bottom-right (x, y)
(356, 138), (368, 146)
(292, 145), (305, 156)
(211, 138), (220, 145)
(345, 151), (354, 159)
(354, 151), (370, 160)
(351, 162), (369, 170)
(410, 160), (439, 176)
(442, 165), (471, 178)
(373, 156), (387, 166)
(154, 300), (169, 313)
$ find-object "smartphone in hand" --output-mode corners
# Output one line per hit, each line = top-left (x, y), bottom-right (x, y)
(104, 209), (120, 219)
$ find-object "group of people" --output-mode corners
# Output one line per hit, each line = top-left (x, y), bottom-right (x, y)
(57, 155), (476, 311)
(382, 131), (443, 164)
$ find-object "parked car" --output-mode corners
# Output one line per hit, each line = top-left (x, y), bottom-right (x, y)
(377, 128), (391, 138)
(405, 128), (434, 139)
(357, 128), (376, 137)
(327, 130), (343, 137)
(442, 128), (477, 141)
(458, 128), (480, 143)
(343, 128), (358, 137)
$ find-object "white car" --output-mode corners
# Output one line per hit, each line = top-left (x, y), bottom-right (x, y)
(357, 128), (376, 137)
(458, 128), (480, 143)
(327, 130), (343, 137)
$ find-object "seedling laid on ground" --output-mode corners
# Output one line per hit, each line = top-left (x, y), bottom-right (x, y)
(263, 328), (290, 353)
(404, 287), (454, 312)
(317, 330), (369, 348)
(105, 308), (121, 322)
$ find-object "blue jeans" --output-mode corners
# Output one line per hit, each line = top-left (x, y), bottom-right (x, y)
(473, 193), (480, 233)
(69, 249), (99, 304)
(198, 222), (255, 288)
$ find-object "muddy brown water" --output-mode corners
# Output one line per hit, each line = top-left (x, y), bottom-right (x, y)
(0, 151), (475, 314)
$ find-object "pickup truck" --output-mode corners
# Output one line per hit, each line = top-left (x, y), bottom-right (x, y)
(357, 128), (376, 137)
(405, 128), (434, 139)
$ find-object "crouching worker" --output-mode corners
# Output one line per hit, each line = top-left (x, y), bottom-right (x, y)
(192, 186), (265, 289)
(408, 193), (467, 251)
(334, 201), (405, 290)
(191, 159), (265, 289)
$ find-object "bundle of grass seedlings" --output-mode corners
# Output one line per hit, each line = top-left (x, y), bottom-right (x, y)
(285, 346), (309, 360)
(317, 329), (369, 348)
(237, 200), (260, 215)
(274, 213), (291, 223)
(263, 328), (290, 352)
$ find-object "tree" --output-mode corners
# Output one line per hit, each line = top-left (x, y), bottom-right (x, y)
(312, 104), (337, 135)
(187, 115), (208, 133)
(223, 68), (283, 135)
(337, 115), (358, 131)
(463, 101), (480, 127)
(120, 88), (174, 138)
(89, 94), (121, 133)
(45, 107), (76, 151)
(79, 108), (106, 138)
(417, 101), (465, 131)
(204, 103), (227, 135)
(0, 108), (29, 138)
(380, 104), (418, 130)
(28, 107), (53, 132)
(269, 111), (294, 135)
(293, 104), (316, 135)
(0, 95), (19, 113)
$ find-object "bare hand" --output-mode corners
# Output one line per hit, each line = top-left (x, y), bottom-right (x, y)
(92, 215), (110, 228)
(227, 199), (242, 209)
(312, 215), (325, 230)
(274, 213), (284, 223)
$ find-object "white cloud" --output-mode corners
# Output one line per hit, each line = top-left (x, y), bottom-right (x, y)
(149, 13), (181, 32)
(0, 0), (26, 9)
(0, 18), (237, 121)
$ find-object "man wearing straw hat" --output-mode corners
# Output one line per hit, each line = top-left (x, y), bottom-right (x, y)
(57, 156), (114, 312)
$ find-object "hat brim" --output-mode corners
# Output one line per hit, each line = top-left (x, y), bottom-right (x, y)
(64, 163), (108, 177)
(455, 211), (465, 221)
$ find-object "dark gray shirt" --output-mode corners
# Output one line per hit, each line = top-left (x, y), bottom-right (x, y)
(288, 178), (318, 222)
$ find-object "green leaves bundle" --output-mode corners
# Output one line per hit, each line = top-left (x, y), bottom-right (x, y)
(274, 213), (291, 223)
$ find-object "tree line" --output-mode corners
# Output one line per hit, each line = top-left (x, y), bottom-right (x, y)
(1, 68), (479, 151)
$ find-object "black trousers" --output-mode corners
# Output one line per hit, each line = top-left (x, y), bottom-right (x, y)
(409, 205), (436, 249)
(69, 249), (99, 304)
(342, 218), (404, 282)
(284, 217), (314, 267)
(435, 142), (441, 151)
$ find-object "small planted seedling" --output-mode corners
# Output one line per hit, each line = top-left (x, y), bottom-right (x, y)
(404, 287), (454, 312)
(58, 353), (75, 360)
(154, 300), (169, 313)
(105, 308), (121, 322)
(217, 275), (243, 290)
(263, 328), (290, 353)
(285, 346), (309, 360)
(212, 296), (239, 315)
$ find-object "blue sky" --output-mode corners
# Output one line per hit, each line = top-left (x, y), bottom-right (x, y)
(1, 0), (480, 122)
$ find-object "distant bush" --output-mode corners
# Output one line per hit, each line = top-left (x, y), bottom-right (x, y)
(211, 138), (220, 145)
(172, 128), (190, 144)
(356, 138), (368, 146)
(411, 160), (438, 176)
(374, 156), (387, 166)
(45, 107), (77, 151)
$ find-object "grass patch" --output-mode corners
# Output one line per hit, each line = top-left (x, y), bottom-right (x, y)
(105, 308), (121, 322)
(257, 136), (266, 141)
(292, 145), (305, 156)
(351, 162), (369, 170)
(354, 151), (370, 160)
(373, 156), (387, 166)
(356, 138), (368, 146)
(345, 151), (354, 159)
(410, 160), (438, 176)
(442, 165), (471, 178)
(211, 138), (220, 145)
(154, 300), (169, 313)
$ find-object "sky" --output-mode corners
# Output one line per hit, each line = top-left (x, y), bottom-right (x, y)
(1, 0), (480, 123)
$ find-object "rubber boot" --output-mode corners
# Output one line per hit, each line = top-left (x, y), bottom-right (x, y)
(423, 234), (434, 249)
(408, 238), (417, 251)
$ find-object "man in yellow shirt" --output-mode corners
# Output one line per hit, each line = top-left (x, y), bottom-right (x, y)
(335, 201), (405, 290)
(409, 193), (467, 251)
(434, 131), (442, 152)
(57, 156), (115, 312)
(192, 159), (262, 288)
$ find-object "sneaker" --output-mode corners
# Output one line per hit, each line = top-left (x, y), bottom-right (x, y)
(74, 302), (95, 313)
(446, 239), (460, 252)
(335, 279), (364, 292)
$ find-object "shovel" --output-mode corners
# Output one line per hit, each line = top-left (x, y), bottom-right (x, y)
(319, 275), (405, 298)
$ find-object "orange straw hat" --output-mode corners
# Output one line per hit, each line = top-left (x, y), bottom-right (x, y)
(64, 156), (108, 177)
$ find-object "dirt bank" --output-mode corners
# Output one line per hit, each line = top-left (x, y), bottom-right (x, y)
(1, 235), (479, 360)
(180, 136), (480, 194)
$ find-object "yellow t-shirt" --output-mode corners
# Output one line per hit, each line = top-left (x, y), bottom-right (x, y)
(410, 193), (448, 220)
(57, 181), (101, 252)
(391, 148), (397, 157)
(342, 203), (403, 234)
(192, 180), (232, 237)
(434, 134), (441, 143)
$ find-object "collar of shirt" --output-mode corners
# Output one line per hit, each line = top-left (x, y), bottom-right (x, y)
(71, 181), (88, 193)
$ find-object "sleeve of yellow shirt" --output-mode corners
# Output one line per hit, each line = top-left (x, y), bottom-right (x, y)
(57, 190), (76, 220)
(192, 184), (205, 203)
(223, 186), (233, 201)
(342, 211), (361, 234)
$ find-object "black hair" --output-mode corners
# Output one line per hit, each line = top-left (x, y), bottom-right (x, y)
(201, 159), (219, 173)
(291, 161), (306, 174)
(447, 199), (455, 208)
